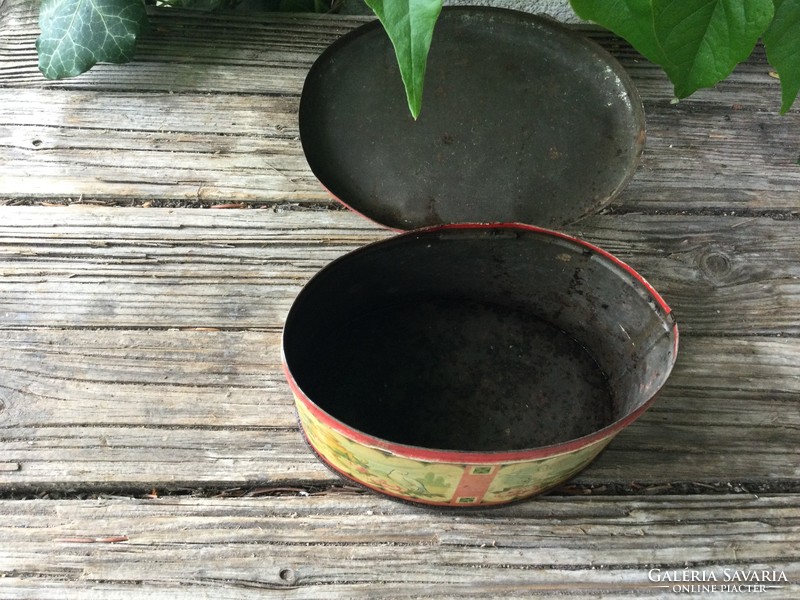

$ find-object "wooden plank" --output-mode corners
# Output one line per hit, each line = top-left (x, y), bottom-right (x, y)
(0, 90), (328, 203)
(2, 6), (799, 210)
(0, 207), (797, 488)
(566, 213), (800, 336)
(0, 206), (795, 489)
(2, 207), (800, 334)
(0, 207), (388, 329)
(620, 98), (800, 213)
(2, 330), (795, 428)
(0, 309), (798, 488)
(0, 4), (363, 93)
(0, 3), (361, 204)
(0, 495), (797, 598)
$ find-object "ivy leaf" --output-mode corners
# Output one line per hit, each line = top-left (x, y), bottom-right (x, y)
(570, 0), (774, 98)
(364, 0), (443, 119)
(764, 0), (800, 113)
(37, 0), (148, 79)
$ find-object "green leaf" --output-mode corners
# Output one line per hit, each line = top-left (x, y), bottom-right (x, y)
(37, 0), (147, 79)
(764, 0), (800, 113)
(570, 0), (671, 66)
(570, 0), (774, 98)
(364, 0), (443, 119)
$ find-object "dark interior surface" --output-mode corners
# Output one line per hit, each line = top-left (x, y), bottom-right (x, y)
(299, 7), (645, 230)
(299, 297), (613, 451)
(283, 226), (677, 452)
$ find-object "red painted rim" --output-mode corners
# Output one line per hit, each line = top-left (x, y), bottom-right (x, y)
(282, 223), (678, 466)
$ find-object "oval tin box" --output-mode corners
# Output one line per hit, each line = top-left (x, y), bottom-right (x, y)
(283, 7), (678, 506)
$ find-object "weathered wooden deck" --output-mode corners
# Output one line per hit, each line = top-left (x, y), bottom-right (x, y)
(1, 1), (799, 597)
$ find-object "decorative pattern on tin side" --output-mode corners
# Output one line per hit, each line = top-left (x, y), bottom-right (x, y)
(295, 397), (462, 503)
(295, 396), (614, 505)
(482, 437), (613, 504)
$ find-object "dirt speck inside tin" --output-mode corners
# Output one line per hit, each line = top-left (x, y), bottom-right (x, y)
(301, 297), (614, 452)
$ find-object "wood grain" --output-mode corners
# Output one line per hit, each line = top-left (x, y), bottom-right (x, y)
(0, 328), (798, 489)
(2, 3), (798, 597)
(0, 207), (798, 489)
(0, 495), (797, 598)
(2, 5), (799, 210)
(0, 90), (327, 203)
(2, 207), (800, 334)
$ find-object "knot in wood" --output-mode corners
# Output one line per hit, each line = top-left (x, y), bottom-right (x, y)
(278, 568), (297, 585)
(699, 249), (732, 281)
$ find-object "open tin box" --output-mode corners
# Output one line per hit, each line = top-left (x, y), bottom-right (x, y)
(282, 7), (678, 507)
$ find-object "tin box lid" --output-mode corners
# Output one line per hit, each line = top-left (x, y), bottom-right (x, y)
(299, 7), (645, 232)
